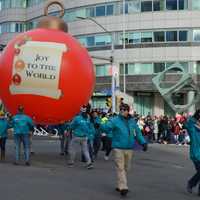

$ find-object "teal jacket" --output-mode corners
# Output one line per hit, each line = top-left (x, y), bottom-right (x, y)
(102, 114), (146, 149)
(70, 114), (95, 139)
(185, 117), (200, 161)
(12, 113), (34, 135)
(0, 118), (10, 138)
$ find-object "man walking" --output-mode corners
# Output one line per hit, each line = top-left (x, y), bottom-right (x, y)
(102, 103), (148, 197)
(68, 105), (95, 169)
(12, 105), (34, 166)
(185, 109), (200, 196)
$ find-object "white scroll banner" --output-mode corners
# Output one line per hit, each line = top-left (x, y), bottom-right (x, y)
(9, 41), (67, 99)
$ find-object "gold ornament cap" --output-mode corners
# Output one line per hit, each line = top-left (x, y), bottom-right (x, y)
(37, 1), (68, 32)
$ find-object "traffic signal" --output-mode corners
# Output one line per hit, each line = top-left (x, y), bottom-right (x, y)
(106, 97), (112, 108)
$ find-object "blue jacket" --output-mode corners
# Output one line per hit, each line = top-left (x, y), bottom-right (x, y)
(0, 118), (10, 138)
(102, 114), (146, 149)
(12, 113), (34, 135)
(70, 114), (95, 139)
(185, 117), (200, 161)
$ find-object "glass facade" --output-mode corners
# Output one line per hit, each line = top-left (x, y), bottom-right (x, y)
(0, 0), (194, 14)
(0, 22), (25, 33)
(76, 29), (189, 48)
(119, 61), (189, 75)
(0, 0), (46, 9)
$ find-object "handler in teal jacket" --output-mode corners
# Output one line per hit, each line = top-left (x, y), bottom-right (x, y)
(12, 105), (34, 166)
(102, 103), (147, 197)
(185, 109), (200, 196)
(68, 105), (95, 169)
(0, 112), (11, 161)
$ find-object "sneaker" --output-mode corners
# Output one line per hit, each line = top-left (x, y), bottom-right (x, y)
(187, 182), (192, 194)
(120, 189), (129, 197)
(198, 185), (200, 196)
(115, 188), (121, 192)
(68, 162), (74, 168)
(13, 161), (19, 165)
(104, 156), (109, 161)
(25, 162), (30, 166)
(87, 163), (93, 169)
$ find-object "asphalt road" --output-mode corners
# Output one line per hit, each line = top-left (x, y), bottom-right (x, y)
(0, 139), (199, 200)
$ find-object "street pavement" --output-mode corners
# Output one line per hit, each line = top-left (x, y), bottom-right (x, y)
(0, 139), (199, 200)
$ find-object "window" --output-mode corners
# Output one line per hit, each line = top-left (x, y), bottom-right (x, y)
(141, 32), (153, 42)
(154, 31), (165, 42)
(120, 64), (128, 75)
(166, 31), (177, 41)
(141, 1), (152, 12)
(126, 63), (153, 74)
(64, 11), (76, 22)
(154, 63), (165, 73)
(136, 63), (153, 74)
(119, 32), (129, 44)
(106, 4), (114, 15)
(192, 0), (200, 10)
(96, 64), (110, 76)
(86, 36), (95, 47)
(179, 30), (187, 41)
(96, 5), (106, 17)
(127, 63), (135, 75)
(78, 37), (87, 46)
(179, 0), (188, 10)
(95, 35), (111, 46)
(153, 0), (164, 11)
(195, 62), (200, 74)
(193, 30), (200, 41)
(166, 0), (177, 10)
(129, 32), (141, 43)
(86, 7), (95, 17)
(76, 9), (87, 18)
(127, 0), (140, 13)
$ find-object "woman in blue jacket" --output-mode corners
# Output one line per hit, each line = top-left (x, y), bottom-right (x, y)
(185, 109), (200, 196)
(102, 103), (148, 197)
(0, 112), (10, 161)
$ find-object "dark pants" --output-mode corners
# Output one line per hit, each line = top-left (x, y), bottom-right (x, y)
(105, 137), (112, 157)
(188, 161), (200, 188)
(0, 138), (6, 160)
(59, 134), (71, 154)
(0, 138), (6, 151)
(93, 134), (101, 158)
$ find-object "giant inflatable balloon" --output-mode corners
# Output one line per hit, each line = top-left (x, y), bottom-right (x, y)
(0, 1), (95, 124)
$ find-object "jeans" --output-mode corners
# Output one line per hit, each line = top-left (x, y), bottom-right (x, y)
(14, 134), (30, 162)
(68, 136), (91, 165)
(188, 161), (200, 188)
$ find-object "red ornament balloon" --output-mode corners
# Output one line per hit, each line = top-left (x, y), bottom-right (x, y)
(0, 28), (95, 124)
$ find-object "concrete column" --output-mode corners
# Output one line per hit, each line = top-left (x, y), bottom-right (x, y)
(187, 91), (195, 114)
(154, 93), (164, 116)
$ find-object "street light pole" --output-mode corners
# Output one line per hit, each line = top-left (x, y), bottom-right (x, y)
(77, 16), (116, 113)
(122, 0), (126, 93)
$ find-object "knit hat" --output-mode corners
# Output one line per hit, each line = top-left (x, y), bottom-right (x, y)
(80, 105), (87, 113)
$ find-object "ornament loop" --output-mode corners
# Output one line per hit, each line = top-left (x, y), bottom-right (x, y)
(44, 1), (65, 18)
